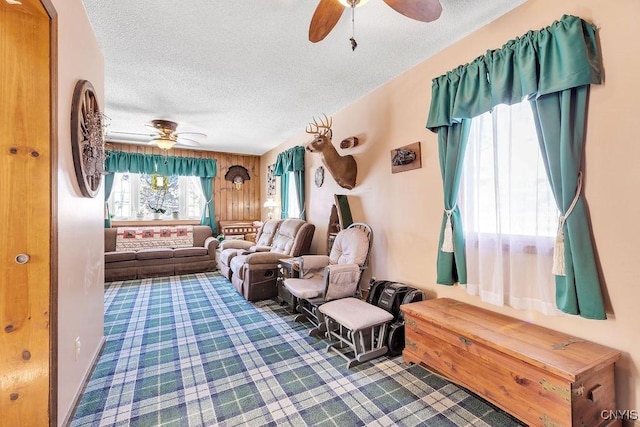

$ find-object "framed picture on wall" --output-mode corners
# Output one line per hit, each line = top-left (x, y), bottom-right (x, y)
(267, 164), (276, 196)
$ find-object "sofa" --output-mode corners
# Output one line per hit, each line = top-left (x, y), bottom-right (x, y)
(104, 225), (219, 282)
(229, 218), (315, 302)
(218, 219), (282, 280)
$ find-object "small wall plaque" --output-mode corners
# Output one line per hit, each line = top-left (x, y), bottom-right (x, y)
(391, 141), (421, 174)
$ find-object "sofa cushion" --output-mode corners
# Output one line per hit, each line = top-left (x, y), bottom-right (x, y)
(270, 219), (305, 255)
(220, 248), (245, 265)
(256, 219), (281, 246)
(136, 248), (174, 260)
(173, 247), (208, 258)
(105, 251), (136, 263)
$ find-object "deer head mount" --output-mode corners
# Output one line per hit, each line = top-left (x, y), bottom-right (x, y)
(305, 115), (357, 190)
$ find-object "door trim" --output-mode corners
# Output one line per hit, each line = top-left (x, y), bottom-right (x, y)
(40, 1), (58, 425)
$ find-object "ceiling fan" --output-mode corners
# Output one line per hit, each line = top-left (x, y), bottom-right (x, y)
(106, 119), (206, 151)
(309, 0), (442, 50)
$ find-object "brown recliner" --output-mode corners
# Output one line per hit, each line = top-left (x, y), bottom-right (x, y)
(229, 219), (315, 302)
(218, 219), (282, 280)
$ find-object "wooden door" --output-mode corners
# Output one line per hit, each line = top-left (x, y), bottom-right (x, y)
(0, 0), (53, 425)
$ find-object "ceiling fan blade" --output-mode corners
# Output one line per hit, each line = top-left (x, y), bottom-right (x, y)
(309, 0), (345, 43)
(175, 131), (207, 138)
(108, 131), (155, 137)
(175, 137), (201, 147)
(382, 0), (442, 22)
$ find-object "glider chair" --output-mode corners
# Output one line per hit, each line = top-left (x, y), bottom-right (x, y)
(229, 219), (315, 302)
(219, 219), (282, 280)
(283, 223), (373, 337)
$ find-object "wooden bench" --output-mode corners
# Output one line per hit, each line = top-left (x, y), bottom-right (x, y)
(401, 298), (621, 427)
(218, 219), (260, 241)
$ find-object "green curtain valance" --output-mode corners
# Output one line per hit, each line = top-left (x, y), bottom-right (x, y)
(105, 151), (217, 178)
(274, 146), (305, 176)
(426, 15), (601, 131)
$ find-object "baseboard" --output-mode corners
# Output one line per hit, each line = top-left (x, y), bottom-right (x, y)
(60, 336), (106, 427)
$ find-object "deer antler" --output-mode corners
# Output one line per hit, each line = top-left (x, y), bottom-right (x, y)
(306, 114), (333, 137)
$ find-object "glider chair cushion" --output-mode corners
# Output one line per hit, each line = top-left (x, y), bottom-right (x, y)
(230, 218), (315, 302)
(284, 223), (373, 337)
(219, 219), (282, 280)
(320, 297), (394, 369)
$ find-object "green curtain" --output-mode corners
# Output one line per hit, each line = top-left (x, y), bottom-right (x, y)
(104, 172), (115, 228)
(199, 177), (216, 234)
(105, 151), (217, 177)
(293, 170), (305, 220)
(426, 15), (605, 318)
(279, 173), (289, 219)
(530, 87), (605, 319)
(436, 121), (471, 285)
(274, 146), (305, 219)
(105, 150), (218, 233)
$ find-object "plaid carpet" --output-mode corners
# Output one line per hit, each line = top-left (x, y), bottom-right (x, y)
(71, 272), (523, 427)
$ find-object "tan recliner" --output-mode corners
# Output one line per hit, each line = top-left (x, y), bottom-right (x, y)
(229, 219), (315, 302)
(218, 219), (282, 280)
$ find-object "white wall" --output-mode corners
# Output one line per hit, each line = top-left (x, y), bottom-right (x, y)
(52, 0), (105, 424)
(262, 0), (640, 415)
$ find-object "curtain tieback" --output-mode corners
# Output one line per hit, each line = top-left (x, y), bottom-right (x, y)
(552, 172), (583, 276)
(204, 198), (213, 217)
(441, 207), (455, 253)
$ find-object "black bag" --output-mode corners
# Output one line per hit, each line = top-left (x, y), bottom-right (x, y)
(366, 279), (425, 356)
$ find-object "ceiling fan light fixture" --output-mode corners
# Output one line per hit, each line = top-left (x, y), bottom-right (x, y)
(153, 137), (176, 151)
(338, 0), (369, 7)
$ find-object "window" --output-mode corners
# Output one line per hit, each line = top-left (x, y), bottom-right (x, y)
(286, 172), (300, 219)
(108, 173), (205, 219)
(459, 101), (562, 315)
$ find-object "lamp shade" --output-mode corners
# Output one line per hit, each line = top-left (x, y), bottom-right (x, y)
(263, 198), (278, 208)
(152, 137), (176, 150)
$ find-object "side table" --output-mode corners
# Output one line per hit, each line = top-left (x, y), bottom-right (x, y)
(277, 258), (300, 312)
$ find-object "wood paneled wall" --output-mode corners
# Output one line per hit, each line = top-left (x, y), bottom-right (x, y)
(107, 143), (261, 230)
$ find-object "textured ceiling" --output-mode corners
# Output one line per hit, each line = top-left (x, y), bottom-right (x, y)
(82, 0), (525, 155)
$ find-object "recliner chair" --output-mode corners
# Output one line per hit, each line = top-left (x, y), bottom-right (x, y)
(283, 223), (373, 337)
(229, 218), (315, 301)
(218, 219), (282, 280)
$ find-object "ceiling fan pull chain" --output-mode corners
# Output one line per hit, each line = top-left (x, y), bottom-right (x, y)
(349, 4), (357, 51)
